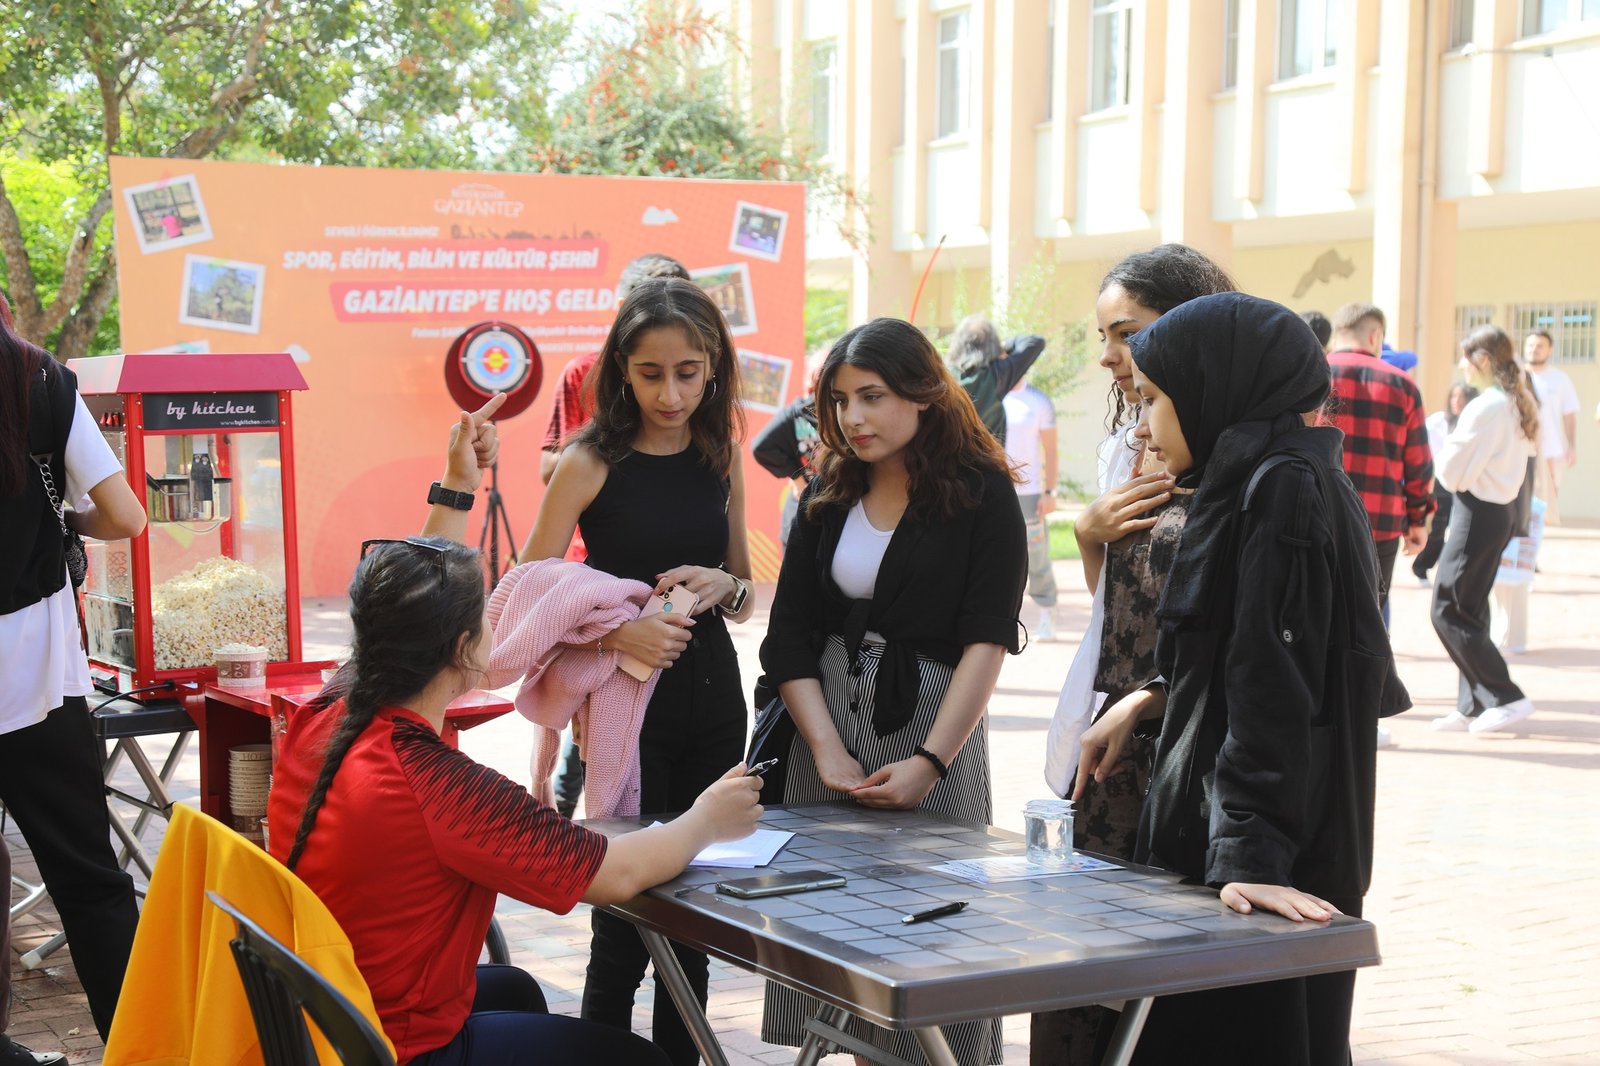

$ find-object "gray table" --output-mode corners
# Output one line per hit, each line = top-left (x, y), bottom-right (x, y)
(596, 803), (1380, 1066)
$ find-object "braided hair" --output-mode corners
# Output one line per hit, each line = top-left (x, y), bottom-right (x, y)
(1461, 325), (1540, 443)
(284, 536), (486, 872)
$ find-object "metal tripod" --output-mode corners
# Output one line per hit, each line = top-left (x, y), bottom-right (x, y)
(476, 460), (518, 585)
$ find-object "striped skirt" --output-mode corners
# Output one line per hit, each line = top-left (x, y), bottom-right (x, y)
(760, 635), (1001, 1065)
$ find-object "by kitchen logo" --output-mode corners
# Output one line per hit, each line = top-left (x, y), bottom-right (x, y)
(434, 183), (527, 219)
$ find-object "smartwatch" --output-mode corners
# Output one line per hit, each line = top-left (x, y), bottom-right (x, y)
(427, 481), (475, 511)
(721, 576), (749, 615)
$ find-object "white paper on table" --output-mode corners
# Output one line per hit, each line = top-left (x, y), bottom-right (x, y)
(638, 822), (791, 868)
(931, 854), (1117, 884)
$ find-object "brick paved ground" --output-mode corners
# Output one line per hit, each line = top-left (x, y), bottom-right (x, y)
(7, 523), (1597, 1064)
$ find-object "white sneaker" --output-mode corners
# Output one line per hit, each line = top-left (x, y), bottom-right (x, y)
(1430, 711), (1471, 732)
(1376, 725), (1395, 748)
(1035, 612), (1057, 642)
(1468, 698), (1535, 734)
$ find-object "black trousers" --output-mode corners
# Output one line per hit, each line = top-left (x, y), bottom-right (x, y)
(1431, 492), (1526, 716)
(1411, 485), (1455, 577)
(1372, 535), (1400, 612)
(0, 698), (139, 1040)
(581, 628), (745, 1066)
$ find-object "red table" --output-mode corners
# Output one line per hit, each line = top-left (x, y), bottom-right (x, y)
(196, 668), (513, 825)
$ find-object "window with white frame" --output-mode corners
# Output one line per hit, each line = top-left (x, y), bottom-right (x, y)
(1521, 0), (1600, 37)
(1223, 0), (1241, 89)
(1456, 304), (1496, 343)
(1278, 0), (1339, 79)
(1449, 0), (1476, 48)
(937, 11), (970, 138)
(810, 40), (838, 156)
(1508, 302), (1598, 364)
(1090, 0), (1132, 111)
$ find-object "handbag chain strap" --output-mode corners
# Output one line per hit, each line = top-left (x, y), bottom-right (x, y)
(35, 454), (70, 537)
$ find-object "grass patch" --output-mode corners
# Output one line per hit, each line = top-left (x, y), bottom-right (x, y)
(1048, 520), (1081, 561)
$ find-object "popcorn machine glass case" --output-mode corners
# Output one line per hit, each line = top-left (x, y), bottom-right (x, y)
(70, 353), (309, 693)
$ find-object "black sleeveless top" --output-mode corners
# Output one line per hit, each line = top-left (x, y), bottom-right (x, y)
(2, 359), (78, 615)
(580, 445), (730, 624)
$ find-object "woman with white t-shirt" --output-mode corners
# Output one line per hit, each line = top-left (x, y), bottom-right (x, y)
(0, 295), (145, 1062)
(1429, 325), (1540, 735)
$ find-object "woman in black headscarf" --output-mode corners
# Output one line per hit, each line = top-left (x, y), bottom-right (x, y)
(1075, 293), (1408, 1066)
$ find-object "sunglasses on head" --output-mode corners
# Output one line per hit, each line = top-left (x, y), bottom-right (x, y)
(359, 537), (451, 589)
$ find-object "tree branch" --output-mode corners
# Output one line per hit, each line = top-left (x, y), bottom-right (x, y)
(169, 0), (279, 159)
(37, 190), (115, 338)
(53, 247), (119, 362)
(0, 169), (46, 341)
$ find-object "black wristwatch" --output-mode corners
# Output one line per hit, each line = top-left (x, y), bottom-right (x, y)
(427, 481), (475, 511)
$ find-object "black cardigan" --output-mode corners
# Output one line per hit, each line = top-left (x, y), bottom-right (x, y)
(759, 467), (1027, 736)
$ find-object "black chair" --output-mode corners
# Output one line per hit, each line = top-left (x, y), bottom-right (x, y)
(207, 890), (395, 1066)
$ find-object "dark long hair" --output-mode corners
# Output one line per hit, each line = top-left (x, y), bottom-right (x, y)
(807, 318), (1015, 520)
(575, 277), (744, 476)
(284, 537), (487, 872)
(1444, 382), (1478, 432)
(1462, 325), (1540, 442)
(1098, 244), (1237, 430)
(0, 293), (47, 497)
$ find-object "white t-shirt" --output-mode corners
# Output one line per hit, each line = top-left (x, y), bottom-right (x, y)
(1, 395), (124, 736)
(1425, 409), (1451, 461)
(1437, 388), (1536, 505)
(1528, 366), (1579, 459)
(1002, 384), (1056, 496)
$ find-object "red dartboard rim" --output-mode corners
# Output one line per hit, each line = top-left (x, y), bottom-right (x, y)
(443, 321), (543, 420)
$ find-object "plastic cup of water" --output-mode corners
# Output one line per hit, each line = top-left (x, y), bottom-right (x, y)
(1023, 799), (1075, 864)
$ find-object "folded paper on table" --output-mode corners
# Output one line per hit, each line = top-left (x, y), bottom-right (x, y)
(932, 854), (1117, 884)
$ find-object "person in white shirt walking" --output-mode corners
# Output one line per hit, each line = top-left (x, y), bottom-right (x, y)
(1523, 330), (1580, 524)
(1430, 326), (1540, 735)
(1003, 376), (1060, 640)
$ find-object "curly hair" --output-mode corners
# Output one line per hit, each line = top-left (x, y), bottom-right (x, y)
(574, 277), (744, 476)
(1462, 325), (1540, 443)
(806, 318), (1015, 520)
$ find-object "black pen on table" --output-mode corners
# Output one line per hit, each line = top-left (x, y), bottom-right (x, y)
(902, 901), (967, 924)
(745, 758), (780, 778)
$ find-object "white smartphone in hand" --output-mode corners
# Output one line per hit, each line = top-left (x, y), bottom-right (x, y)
(618, 583), (700, 682)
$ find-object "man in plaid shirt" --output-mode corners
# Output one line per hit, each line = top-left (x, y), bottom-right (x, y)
(1326, 303), (1435, 613)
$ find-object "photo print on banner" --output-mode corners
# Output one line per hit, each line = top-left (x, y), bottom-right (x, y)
(179, 255), (266, 334)
(729, 201), (788, 263)
(692, 262), (758, 337)
(122, 174), (214, 254)
(737, 350), (791, 414)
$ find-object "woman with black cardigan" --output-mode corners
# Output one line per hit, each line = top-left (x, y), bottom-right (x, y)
(758, 318), (1026, 1066)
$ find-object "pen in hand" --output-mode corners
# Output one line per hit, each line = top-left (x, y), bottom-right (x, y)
(902, 901), (968, 925)
(745, 758), (780, 778)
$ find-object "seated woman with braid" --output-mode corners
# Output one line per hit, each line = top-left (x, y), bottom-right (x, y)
(267, 397), (762, 1066)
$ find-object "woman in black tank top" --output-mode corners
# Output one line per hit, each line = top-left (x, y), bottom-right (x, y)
(518, 277), (753, 1066)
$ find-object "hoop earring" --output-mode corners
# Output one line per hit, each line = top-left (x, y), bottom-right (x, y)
(611, 382), (633, 419)
(706, 378), (718, 402)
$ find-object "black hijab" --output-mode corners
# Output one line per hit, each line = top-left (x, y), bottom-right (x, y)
(1129, 292), (1331, 624)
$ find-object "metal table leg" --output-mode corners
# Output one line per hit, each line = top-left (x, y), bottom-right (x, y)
(1099, 996), (1153, 1066)
(796, 1004), (848, 1066)
(638, 927), (732, 1066)
(911, 1026), (962, 1066)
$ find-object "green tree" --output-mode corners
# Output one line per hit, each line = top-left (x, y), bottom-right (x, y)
(0, 156), (119, 353)
(0, 0), (563, 358)
(525, 1), (861, 244)
(804, 287), (848, 354)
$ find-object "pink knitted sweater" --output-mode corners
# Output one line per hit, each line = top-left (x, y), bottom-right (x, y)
(485, 559), (658, 819)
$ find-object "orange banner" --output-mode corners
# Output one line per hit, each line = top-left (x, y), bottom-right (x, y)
(111, 157), (806, 596)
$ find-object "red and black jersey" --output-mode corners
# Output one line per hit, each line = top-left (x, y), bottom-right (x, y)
(1325, 350), (1435, 539)
(269, 704), (607, 1063)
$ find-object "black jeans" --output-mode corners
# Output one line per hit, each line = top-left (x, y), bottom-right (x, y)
(1431, 492), (1525, 716)
(1372, 535), (1400, 612)
(581, 626), (745, 1066)
(414, 965), (669, 1065)
(0, 698), (139, 1040)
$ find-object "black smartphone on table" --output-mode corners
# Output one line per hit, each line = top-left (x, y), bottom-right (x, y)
(714, 870), (847, 899)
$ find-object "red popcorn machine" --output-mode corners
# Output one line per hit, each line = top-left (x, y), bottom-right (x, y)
(70, 352), (315, 696)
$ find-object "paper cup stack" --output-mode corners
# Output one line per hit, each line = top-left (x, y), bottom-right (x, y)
(229, 743), (273, 844)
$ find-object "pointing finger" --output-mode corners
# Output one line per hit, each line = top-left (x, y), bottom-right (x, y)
(471, 392), (508, 426)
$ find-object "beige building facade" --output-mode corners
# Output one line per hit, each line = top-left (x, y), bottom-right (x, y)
(709, 0), (1600, 520)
